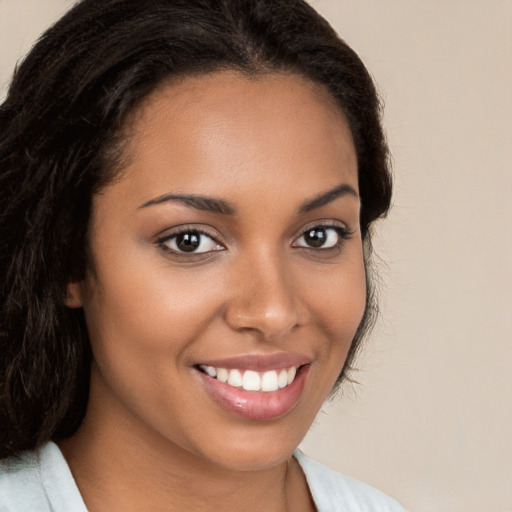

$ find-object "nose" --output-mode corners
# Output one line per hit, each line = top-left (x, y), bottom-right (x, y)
(224, 249), (301, 341)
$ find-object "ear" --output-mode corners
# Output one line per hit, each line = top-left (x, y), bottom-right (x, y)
(65, 280), (84, 308)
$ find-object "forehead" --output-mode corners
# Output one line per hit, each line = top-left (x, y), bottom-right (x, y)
(106, 71), (358, 207)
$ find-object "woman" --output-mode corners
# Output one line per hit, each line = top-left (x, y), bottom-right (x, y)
(0, 0), (405, 510)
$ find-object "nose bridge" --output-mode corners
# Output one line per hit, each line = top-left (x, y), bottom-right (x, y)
(224, 245), (300, 339)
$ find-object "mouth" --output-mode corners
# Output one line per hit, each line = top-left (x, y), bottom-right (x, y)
(197, 365), (299, 392)
(193, 355), (311, 421)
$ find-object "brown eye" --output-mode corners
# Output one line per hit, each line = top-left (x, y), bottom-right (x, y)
(303, 228), (328, 248)
(159, 229), (223, 254)
(293, 225), (350, 250)
(175, 232), (201, 252)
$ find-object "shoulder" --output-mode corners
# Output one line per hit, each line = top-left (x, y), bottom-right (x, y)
(0, 442), (86, 512)
(0, 447), (50, 512)
(294, 450), (407, 512)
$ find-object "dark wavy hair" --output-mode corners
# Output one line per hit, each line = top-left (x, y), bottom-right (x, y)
(0, 0), (391, 459)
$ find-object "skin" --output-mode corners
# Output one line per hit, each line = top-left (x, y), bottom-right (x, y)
(61, 71), (366, 512)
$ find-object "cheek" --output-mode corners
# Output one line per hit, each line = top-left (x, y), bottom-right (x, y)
(80, 262), (227, 437)
(307, 256), (366, 336)
(299, 251), (367, 377)
(84, 248), (225, 348)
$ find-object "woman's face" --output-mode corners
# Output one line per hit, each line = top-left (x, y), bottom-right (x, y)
(72, 71), (366, 471)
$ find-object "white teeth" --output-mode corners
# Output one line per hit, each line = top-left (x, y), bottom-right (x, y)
(217, 368), (229, 383)
(278, 369), (288, 389)
(242, 370), (260, 391)
(205, 366), (217, 377)
(199, 364), (299, 391)
(227, 369), (243, 387)
(287, 367), (296, 385)
(261, 370), (279, 392)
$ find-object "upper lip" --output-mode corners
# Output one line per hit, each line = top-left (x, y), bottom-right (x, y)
(196, 352), (312, 371)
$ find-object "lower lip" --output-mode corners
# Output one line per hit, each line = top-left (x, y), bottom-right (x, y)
(195, 366), (310, 421)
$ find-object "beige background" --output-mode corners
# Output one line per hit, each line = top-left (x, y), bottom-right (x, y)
(1, 1), (511, 511)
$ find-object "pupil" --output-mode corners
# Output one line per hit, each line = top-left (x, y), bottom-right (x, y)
(305, 228), (326, 248)
(177, 232), (200, 252)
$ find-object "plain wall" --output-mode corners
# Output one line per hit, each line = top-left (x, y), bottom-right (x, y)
(1, 2), (511, 511)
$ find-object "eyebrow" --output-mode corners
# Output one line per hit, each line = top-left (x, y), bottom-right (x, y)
(298, 183), (359, 213)
(138, 182), (358, 215)
(139, 194), (235, 214)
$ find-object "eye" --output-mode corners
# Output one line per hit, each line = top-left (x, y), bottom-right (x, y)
(157, 229), (224, 255)
(293, 225), (351, 250)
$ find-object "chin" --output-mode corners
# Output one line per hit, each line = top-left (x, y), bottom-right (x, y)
(185, 418), (308, 473)
(204, 442), (296, 472)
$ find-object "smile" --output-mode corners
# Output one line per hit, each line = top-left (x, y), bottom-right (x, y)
(198, 365), (297, 392)
(194, 354), (311, 421)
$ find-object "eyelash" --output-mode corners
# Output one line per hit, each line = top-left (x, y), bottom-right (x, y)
(155, 227), (223, 258)
(155, 222), (354, 257)
(292, 223), (354, 252)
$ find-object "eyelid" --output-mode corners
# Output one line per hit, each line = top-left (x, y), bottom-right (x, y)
(291, 220), (355, 250)
(154, 224), (225, 255)
(292, 219), (354, 239)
